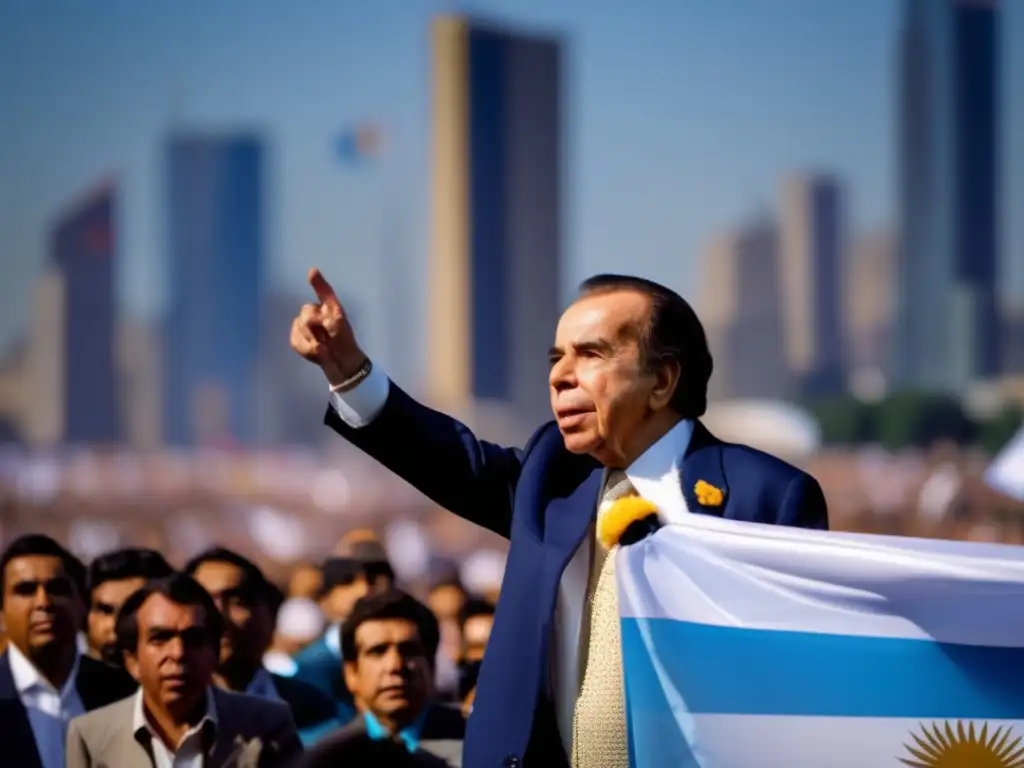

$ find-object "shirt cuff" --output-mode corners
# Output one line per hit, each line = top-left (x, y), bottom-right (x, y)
(327, 363), (390, 428)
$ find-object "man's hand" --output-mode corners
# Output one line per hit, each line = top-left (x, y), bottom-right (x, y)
(290, 268), (366, 387)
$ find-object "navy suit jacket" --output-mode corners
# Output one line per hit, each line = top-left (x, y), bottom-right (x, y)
(325, 383), (828, 768)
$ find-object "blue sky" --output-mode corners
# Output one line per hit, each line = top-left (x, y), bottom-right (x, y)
(1, 0), (1022, 384)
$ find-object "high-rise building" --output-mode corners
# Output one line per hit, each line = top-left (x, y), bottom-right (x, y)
(46, 181), (120, 445)
(118, 319), (163, 449)
(701, 218), (790, 401)
(896, 0), (1000, 390)
(24, 268), (66, 446)
(164, 134), (264, 446)
(428, 16), (562, 432)
(779, 174), (845, 395)
(845, 231), (897, 399)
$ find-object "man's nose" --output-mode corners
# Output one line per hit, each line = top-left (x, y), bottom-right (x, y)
(32, 584), (54, 609)
(383, 647), (406, 673)
(165, 635), (186, 660)
(549, 356), (576, 391)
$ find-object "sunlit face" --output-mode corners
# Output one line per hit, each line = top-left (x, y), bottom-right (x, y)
(288, 565), (322, 600)
(320, 577), (370, 624)
(549, 290), (673, 466)
(343, 618), (432, 729)
(125, 594), (217, 718)
(191, 561), (272, 668)
(88, 577), (146, 663)
(461, 614), (493, 663)
(2, 555), (82, 657)
(427, 584), (465, 622)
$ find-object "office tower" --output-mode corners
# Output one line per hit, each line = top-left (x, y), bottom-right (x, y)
(779, 174), (845, 395)
(429, 16), (562, 431)
(118, 319), (163, 449)
(24, 268), (65, 446)
(164, 133), (264, 446)
(897, 0), (1000, 389)
(43, 181), (120, 445)
(846, 231), (897, 399)
(701, 218), (790, 401)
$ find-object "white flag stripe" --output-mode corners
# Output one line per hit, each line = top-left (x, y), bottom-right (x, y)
(618, 519), (1024, 646)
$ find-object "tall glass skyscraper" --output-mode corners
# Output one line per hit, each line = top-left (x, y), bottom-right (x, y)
(50, 181), (120, 444)
(896, 0), (999, 390)
(428, 16), (563, 431)
(164, 134), (264, 446)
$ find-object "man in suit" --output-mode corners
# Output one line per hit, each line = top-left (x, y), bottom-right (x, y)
(85, 547), (174, 664)
(0, 534), (138, 768)
(288, 538), (394, 720)
(290, 269), (829, 767)
(185, 547), (341, 743)
(66, 572), (303, 767)
(303, 590), (465, 767)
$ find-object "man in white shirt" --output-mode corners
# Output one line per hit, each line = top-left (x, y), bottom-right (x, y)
(290, 269), (828, 767)
(66, 572), (303, 768)
(0, 534), (137, 768)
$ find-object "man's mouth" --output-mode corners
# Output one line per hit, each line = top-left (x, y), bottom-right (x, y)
(556, 407), (592, 426)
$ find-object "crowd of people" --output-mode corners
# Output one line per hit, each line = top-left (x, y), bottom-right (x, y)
(0, 527), (492, 767)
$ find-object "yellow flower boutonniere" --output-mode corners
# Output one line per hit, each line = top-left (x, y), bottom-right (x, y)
(694, 479), (725, 507)
(597, 496), (660, 550)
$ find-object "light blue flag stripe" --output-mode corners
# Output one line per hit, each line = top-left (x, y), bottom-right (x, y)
(621, 618), (1024, 719)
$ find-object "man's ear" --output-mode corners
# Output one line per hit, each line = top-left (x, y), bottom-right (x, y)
(342, 660), (359, 701)
(124, 651), (141, 682)
(648, 358), (681, 412)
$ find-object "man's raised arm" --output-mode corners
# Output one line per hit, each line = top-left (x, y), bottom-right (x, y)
(291, 267), (533, 539)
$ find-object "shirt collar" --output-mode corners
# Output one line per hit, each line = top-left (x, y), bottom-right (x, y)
(324, 623), (341, 657)
(132, 686), (218, 745)
(363, 708), (429, 752)
(7, 641), (81, 698)
(624, 418), (695, 522)
(244, 668), (280, 700)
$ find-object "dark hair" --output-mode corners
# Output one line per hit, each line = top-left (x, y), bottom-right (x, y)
(183, 546), (284, 614)
(578, 274), (713, 419)
(0, 534), (86, 608)
(87, 548), (174, 606)
(429, 575), (465, 594)
(458, 597), (495, 629)
(341, 589), (440, 665)
(115, 573), (224, 654)
(321, 556), (395, 596)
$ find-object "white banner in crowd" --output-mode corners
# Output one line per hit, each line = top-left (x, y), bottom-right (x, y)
(616, 515), (1024, 767)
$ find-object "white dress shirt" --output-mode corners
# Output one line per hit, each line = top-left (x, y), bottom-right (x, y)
(132, 687), (217, 768)
(7, 642), (86, 768)
(328, 367), (694, 754)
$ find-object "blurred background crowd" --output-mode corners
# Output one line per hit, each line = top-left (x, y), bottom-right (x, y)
(2, 0), (1024, 744)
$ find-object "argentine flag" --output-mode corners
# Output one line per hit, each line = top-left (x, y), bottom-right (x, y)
(617, 514), (1024, 767)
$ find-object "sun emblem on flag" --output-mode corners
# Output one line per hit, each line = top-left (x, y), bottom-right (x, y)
(899, 721), (1024, 767)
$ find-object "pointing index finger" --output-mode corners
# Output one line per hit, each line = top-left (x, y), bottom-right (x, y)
(308, 267), (340, 310)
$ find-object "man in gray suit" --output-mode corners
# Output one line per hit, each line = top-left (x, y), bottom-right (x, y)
(66, 573), (303, 768)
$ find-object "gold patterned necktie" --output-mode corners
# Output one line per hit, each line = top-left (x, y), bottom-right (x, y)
(572, 469), (635, 768)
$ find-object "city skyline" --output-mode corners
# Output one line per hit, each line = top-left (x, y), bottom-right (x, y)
(3, 1), (1024, 382)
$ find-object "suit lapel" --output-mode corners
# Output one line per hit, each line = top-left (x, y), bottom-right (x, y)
(543, 465), (603, 564)
(681, 421), (729, 517)
(105, 699), (149, 766)
(0, 652), (43, 768)
(208, 688), (239, 767)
